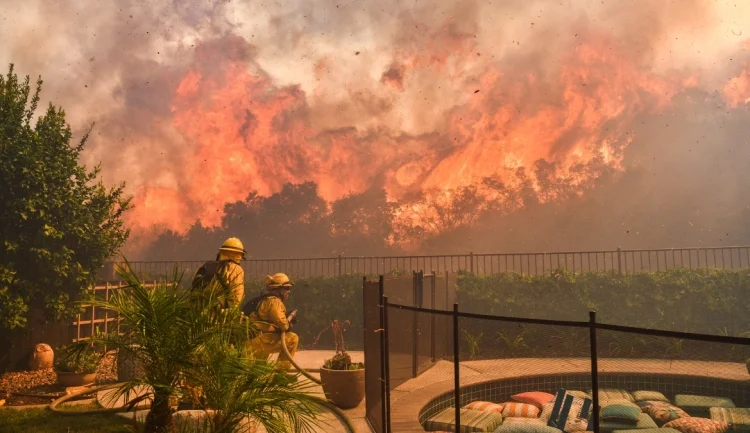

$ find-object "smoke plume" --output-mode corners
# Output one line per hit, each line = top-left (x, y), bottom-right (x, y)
(1, 0), (749, 258)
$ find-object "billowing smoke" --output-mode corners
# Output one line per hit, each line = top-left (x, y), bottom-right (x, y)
(1, 0), (749, 259)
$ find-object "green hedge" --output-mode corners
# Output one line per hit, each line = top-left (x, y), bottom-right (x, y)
(242, 268), (750, 361)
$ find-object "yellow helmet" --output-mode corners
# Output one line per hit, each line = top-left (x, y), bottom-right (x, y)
(218, 237), (246, 256)
(266, 273), (294, 288)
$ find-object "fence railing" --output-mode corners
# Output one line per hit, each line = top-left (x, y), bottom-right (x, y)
(372, 297), (750, 433)
(100, 245), (750, 281)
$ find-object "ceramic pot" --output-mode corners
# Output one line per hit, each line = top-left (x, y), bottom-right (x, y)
(29, 343), (54, 370)
(319, 367), (365, 409)
(56, 371), (96, 387)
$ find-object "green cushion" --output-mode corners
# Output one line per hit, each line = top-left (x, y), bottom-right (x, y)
(601, 405), (641, 422)
(492, 425), (563, 433)
(673, 394), (735, 417)
(600, 413), (658, 433)
(630, 391), (669, 403)
(711, 407), (750, 431)
(424, 407), (503, 433)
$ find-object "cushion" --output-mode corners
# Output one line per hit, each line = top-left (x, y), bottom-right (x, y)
(640, 401), (690, 426)
(612, 428), (680, 433)
(502, 402), (541, 418)
(566, 391), (590, 399)
(539, 402), (555, 421)
(492, 425), (563, 433)
(663, 417), (731, 433)
(599, 413), (658, 433)
(512, 392), (556, 409)
(710, 407), (750, 431)
(424, 407), (503, 432)
(630, 391), (669, 403)
(564, 417), (590, 432)
(591, 389), (635, 403)
(673, 395), (736, 417)
(493, 425), (563, 433)
(502, 417), (547, 425)
(601, 399), (639, 409)
(465, 401), (505, 414)
(600, 405), (641, 422)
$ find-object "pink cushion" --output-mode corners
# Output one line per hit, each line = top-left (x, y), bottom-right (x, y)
(512, 391), (556, 409)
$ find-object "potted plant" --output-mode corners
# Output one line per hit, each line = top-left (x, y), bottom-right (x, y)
(315, 320), (365, 409)
(54, 345), (100, 387)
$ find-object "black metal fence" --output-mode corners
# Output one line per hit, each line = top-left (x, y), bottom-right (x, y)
(100, 245), (750, 281)
(369, 293), (750, 433)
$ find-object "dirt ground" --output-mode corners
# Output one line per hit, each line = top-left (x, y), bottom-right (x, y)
(0, 351), (117, 406)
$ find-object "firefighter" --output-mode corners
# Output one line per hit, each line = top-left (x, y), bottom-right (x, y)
(191, 237), (246, 309)
(244, 273), (299, 371)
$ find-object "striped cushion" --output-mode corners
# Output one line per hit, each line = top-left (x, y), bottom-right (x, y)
(502, 402), (541, 418)
(591, 389), (635, 403)
(631, 391), (669, 403)
(493, 425), (564, 433)
(465, 401), (505, 414)
(640, 401), (689, 426)
(710, 407), (750, 431)
(539, 402), (555, 421)
(423, 407), (503, 433)
(663, 417), (731, 433)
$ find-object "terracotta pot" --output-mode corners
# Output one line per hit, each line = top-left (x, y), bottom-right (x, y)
(319, 367), (365, 409)
(29, 343), (54, 371)
(746, 359), (750, 375)
(56, 371), (97, 387)
(117, 347), (146, 382)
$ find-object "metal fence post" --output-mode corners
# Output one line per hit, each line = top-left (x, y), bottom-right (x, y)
(453, 303), (461, 430)
(383, 294), (392, 433)
(379, 276), (388, 433)
(337, 254), (343, 277)
(616, 247), (622, 275)
(469, 252), (474, 274)
(589, 311), (600, 433)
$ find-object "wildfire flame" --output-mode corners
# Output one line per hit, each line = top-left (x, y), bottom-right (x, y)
(122, 27), (750, 245)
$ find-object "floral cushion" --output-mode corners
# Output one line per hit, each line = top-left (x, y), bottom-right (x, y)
(465, 401), (505, 414)
(502, 402), (541, 418)
(639, 401), (690, 426)
(630, 391), (669, 403)
(600, 405), (641, 422)
(662, 417), (731, 433)
(564, 417), (590, 432)
(710, 407), (750, 431)
(424, 407), (503, 433)
(512, 392), (556, 409)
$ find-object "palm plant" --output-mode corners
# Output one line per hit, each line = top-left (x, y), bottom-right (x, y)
(72, 259), (321, 433)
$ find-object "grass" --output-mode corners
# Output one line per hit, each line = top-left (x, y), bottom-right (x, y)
(0, 402), (135, 433)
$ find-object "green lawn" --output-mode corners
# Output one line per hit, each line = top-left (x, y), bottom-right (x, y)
(0, 405), (135, 433)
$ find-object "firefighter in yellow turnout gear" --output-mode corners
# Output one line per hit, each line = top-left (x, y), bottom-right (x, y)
(216, 238), (246, 309)
(245, 273), (299, 371)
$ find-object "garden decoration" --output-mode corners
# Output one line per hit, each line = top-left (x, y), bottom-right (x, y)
(54, 344), (100, 387)
(315, 320), (365, 409)
(29, 343), (54, 371)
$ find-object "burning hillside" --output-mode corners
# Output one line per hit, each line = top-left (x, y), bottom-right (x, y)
(2, 0), (749, 257)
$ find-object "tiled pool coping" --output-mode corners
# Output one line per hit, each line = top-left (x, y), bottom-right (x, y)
(388, 358), (750, 432)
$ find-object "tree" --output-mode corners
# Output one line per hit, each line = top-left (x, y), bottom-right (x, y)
(0, 64), (132, 329)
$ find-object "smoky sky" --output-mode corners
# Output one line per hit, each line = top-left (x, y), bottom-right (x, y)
(1, 0), (749, 257)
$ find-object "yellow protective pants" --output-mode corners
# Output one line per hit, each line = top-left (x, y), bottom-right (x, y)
(248, 332), (299, 371)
